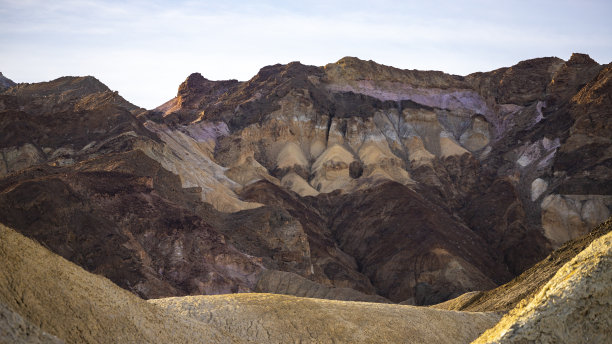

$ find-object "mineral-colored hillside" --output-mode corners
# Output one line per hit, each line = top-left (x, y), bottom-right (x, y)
(0, 54), (610, 308)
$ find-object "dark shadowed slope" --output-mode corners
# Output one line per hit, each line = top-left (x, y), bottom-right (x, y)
(433, 217), (611, 312)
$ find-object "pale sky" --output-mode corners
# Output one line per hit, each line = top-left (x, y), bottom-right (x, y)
(1, 0), (611, 109)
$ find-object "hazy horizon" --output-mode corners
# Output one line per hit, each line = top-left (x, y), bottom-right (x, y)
(1, 0), (611, 109)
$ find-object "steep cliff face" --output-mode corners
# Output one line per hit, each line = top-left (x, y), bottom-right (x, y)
(1, 54), (609, 306)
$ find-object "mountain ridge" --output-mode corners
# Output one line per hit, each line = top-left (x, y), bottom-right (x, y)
(0, 53), (610, 307)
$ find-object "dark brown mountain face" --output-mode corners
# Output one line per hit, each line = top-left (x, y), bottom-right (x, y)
(0, 54), (610, 305)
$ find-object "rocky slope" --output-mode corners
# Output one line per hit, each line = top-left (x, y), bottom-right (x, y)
(0, 53), (610, 306)
(0, 223), (500, 344)
(473, 227), (612, 343)
(0, 223), (233, 344)
(432, 216), (611, 312)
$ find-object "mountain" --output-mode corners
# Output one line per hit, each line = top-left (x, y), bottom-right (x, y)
(0, 72), (15, 91)
(0, 54), (610, 307)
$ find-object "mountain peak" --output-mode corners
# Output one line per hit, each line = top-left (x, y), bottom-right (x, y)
(0, 71), (17, 91)
(567, 52), (598, 66)
(4, 75), (110, 98)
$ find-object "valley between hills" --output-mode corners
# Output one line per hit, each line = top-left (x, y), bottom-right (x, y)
(0, 54), (610, 343)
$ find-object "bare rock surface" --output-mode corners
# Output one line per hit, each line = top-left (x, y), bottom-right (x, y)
(0, 72), (16, 91)
(0, 302), (64, 344)
(322, 181), (507, 304)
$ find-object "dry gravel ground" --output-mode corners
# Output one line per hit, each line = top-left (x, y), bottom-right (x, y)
(0, 223), (500, 344)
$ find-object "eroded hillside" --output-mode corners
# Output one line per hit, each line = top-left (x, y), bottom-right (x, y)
(0, 54), (610, 306)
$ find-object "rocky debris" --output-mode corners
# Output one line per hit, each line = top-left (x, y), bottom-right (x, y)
(553, 63), (612, 195)
(151, 293), (500, 344)
(466, 57), (564, 106)
(240, 180), (380, 294)
(1, 75), (139, 114)
(541, 194), (611, 248)
(545, 53), (602, 109)
(140, 120), (261, 212)
(460, 178), (551, 275)
(324, 56), (466, 89)
(0, 72), (16, 91)
(473, 224), (612, 343)
(0, 76), (153, 177)
(213, 206), (313, 277)
(188, 62), (327, 131)
(0, 223), (235, 344)
(432, 217), (611, 313)
(152, 73), (241, 123)
(176, 73), (241, 110)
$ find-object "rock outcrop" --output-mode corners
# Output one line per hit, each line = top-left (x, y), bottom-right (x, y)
(0, 151), (264, 298)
